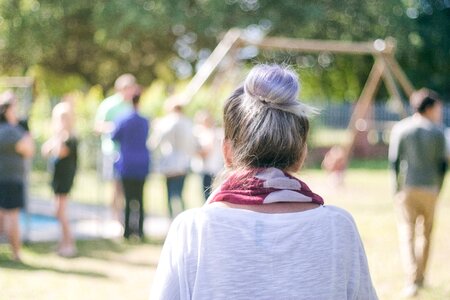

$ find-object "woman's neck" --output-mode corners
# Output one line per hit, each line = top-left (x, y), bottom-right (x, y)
(210, 201), (320, 214)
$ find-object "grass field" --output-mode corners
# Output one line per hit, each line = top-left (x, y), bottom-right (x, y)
(1, 168), (450, 299)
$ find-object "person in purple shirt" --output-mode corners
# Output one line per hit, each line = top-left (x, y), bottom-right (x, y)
(112, 89), (150, 240)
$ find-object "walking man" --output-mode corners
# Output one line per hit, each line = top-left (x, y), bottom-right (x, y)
(389, 88), (447, 297)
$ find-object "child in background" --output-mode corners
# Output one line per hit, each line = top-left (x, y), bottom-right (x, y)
(41, 97), (78, 257)
(322, 145), (347, 188)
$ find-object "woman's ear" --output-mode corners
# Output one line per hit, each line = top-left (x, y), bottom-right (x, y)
(222, 139), (233, 168)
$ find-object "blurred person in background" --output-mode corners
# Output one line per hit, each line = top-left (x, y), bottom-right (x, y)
(389, 88), (447, 298)
(321, 144), (347, 188)
(94, 74), (137, 223)
(41, 95), (78, 257)
(0, 90), (35, 261)
(151, 97), (195, 218)
(112, 89), (150, 240)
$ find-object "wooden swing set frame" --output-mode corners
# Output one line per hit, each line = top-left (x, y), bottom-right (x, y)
(179, 28), (415, 165)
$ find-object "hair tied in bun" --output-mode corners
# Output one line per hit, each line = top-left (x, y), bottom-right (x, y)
(258, 95), (270, 103)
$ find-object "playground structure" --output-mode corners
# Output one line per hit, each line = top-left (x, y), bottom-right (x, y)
(179, 28), (415, 167)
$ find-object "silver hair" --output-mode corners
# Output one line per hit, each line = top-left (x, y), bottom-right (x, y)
(243, 64), (317, 117)
(223, 64), (316, 170)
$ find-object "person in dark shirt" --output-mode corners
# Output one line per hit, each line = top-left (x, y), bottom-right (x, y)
(112, 90), (150, 239)
(41, 97), (78, 257)
(0, 90), (35, 261)
(389, 88), (447, 297)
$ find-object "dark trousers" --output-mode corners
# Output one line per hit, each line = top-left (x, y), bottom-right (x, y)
(166, 175), (186, 218)
(202, 173), (213, 201)
(122, 178), (145, 238)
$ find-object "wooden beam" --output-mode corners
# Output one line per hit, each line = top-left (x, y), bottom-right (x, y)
(380, 56), (408, 118)
(179, 31), (415, 111)
(343, 57), (385, 160)
(244, 36), (393, 55)
(0, 77), (34, 88)
(383, 55), (415, 97)
(180, 28), (242, 105)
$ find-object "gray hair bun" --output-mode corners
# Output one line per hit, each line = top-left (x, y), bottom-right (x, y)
(243, 64), (317, 117)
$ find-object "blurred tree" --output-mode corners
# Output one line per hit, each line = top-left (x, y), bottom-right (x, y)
(0, 0), (448, 99)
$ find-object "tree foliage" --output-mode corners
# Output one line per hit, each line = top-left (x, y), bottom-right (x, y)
(0, 0), (449, 99)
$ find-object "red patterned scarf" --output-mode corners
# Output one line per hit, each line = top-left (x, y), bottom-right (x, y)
(208, 167), (324, 205)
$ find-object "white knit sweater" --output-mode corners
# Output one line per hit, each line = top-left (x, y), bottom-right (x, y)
(151, 205), (378, 300)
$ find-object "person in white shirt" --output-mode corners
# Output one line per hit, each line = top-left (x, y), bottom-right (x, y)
(192, 110), (224, 201)
(151, 98), (195, 218)
(151, 64), (378, 300)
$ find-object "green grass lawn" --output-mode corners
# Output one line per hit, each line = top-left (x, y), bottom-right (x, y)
(2, 168), (450, 299)
(0, 239), (161, 300)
